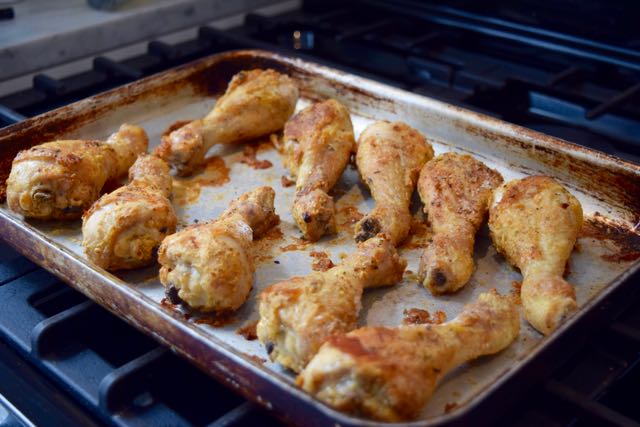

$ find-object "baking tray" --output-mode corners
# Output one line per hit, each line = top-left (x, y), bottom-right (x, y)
(0, 50), (639, 426)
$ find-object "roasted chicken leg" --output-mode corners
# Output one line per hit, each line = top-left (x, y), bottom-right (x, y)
(257, 236), (406, 373)
(158, 186), (279, 312)
(155, 69), (299, 176)
(279, 99), (355, 241)
(82, 154), (177, 271)
(489, 176), (583, 335)
(354, 121), (433, 245)
(418, 153), (503, 294)
(298, 290), (519, 421)
(6, 124), (148, 220)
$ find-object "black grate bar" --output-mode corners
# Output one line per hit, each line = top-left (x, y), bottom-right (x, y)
(547, 65), (583, 87)
(545, 380), (640, 427)
(32, 74), (67, 97)
(0, 104), (26, 124)
(609, 322), (640, 345)
(98, 346), (166, 413)
(586, 83), (640, 119)
(0, 257), (38, 286)
(205, 402), (255, 427)
(93, 57), (143, 80)
(147, 41), (179, 61)
(31, 301), (94, 358)
(334, 19), (392, 41)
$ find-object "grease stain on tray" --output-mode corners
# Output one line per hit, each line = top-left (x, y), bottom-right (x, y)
(309, 251), (335, 271)
(172, 156), (230, 206)
(239, 139), (275, 170)
(237, 319), (258, 341)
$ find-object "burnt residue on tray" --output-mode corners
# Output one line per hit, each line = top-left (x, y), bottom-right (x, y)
(580, 213), (640, 262)
(193, 311), (237, 328)
(237, 320), (259, 340)
(309, 251), (335, 271)
(240, 142), (273, 170)
(172, 156), (230, 206)
(402, 308), (447, 325)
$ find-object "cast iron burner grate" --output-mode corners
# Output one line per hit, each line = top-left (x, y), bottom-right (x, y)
(0, 1), (639, 426)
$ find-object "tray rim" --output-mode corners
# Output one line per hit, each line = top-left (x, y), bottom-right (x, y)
(0, 49), (639, 427)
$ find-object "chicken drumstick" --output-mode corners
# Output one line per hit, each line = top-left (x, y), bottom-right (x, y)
(6, 124), (148, 220)
(354, 121), (433, 245)
(257, 235), (406, 373)
(155, 69), (299, 176)
(279, 99), (355, 241)
(418, 153), (503, 294)
(489, 176), (583, 335)
(158, 186), (279, 312)
(82, 154), (177, 271)
(298, 290), (519, 422)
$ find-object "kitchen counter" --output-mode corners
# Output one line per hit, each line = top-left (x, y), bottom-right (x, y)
(0, 0), (282, 80)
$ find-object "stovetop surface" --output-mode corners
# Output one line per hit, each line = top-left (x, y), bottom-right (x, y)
(0, 1), (639, 426)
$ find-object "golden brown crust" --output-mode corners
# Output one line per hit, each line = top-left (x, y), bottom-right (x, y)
(257, 235), (406, 372)
(280, 99), (355, 241)
(354, 121), (434, 245)
(489, 175), (583, 334)
(417, 153), (503, 294)
(298, 291), (519, 421)
(6, 124), (147, 220)
(155, 69), (299, 176)
(82, 154), (176, 271)
(157, 186), (278, 312)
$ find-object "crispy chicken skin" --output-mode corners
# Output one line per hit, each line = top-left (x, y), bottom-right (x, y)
(489, 176), (583, 335)
(155, 69), (299, 176)
(257, 236), (406, 373)
(6, 124), (147, 220)
(279, 99), (355, 241)
(418, 153), (503, 294)
(298, 290), (519, 421)
(82, 154), (176, 271)
(158, 186), (279, 312)
(354, 121), (434, 245)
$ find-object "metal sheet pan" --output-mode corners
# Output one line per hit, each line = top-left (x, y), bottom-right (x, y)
(0, 50), (639, 426)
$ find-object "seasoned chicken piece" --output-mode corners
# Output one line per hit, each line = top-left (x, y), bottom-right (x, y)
(155, 69), (299, 176)
(298, 290), (519, 421)
(418, 153), (503, 294)
(354, 121), (433, 245)
(279, 99), (355, 241)
(6, 124), (147, 220)
(158, 186), (279, 312)
(82, 154), (176, 271)
(489, 176), (583, 335)
(257, 236), (406, 372)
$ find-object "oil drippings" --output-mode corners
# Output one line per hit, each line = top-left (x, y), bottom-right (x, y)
(240, 142), (273, 170)
(172, 156), (230, 206)
(309, 251), (335, 271)
(237, 320), (259, 340)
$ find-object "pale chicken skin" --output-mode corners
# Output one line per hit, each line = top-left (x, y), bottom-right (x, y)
(298, 290), (519, 421)
(489, 176), (583, 335)
(158, 187), (279, 312)
(6, 124), (147, 220)
(354, 121), (434, 245)
(257, 236), (406, 373)
(279, 99), (355, 241)
(418, 153), (503, 294)
(155, 69), (299, 176)
(82, 154), (176, 271)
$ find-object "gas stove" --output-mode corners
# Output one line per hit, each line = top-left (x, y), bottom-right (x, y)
(0, 1), (639, 426)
